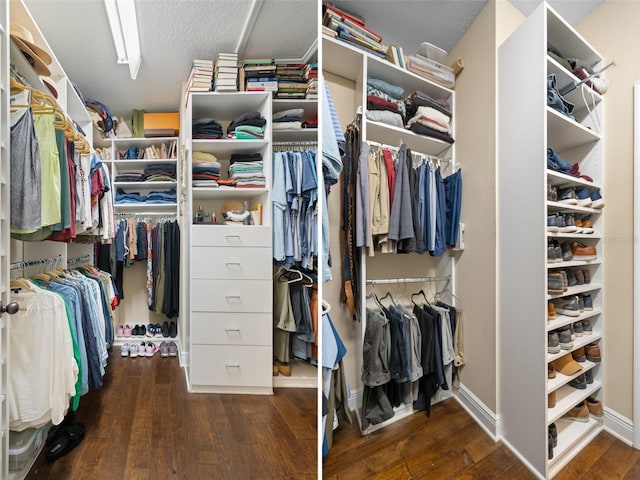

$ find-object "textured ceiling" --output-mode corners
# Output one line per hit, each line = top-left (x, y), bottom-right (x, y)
(20, 0), (601, 119)
(23, 0), (318, 116)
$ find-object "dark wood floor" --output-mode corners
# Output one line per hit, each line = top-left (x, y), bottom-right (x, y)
(323, 398), (640, 479)
(26, 352), (317, 480)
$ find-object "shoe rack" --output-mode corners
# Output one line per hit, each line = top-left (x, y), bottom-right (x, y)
(498, 3), (605, 478)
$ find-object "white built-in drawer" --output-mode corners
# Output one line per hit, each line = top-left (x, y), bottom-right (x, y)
(191, 225), (271, 247)
(191, 312), (271, 345)
(191, 279), (271, 312)
(190, 246), (272, 280)
(190, 345), (272, 387)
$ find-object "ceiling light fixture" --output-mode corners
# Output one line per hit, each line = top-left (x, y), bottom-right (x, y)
(104, 0), (141, 80)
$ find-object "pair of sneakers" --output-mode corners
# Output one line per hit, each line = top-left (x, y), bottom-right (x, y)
(121, 342), (159, 358)
(159, 341), (178, 357)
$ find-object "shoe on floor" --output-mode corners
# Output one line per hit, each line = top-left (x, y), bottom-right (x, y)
(145, 342), (159, 357)
(276, 360), (291, 376)
(44, 423), (86, 462)
(129, 343), (139, 358)
(160, 342), (170, 358)
(167, 341), (178, 357)
(273, 364), (279, 376)
(120, 343), (129, 357)
(563, 401), (589, 422)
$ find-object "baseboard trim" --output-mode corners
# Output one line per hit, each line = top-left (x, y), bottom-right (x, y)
(453, 384), (499, 441)
(604, 407), (633, 446)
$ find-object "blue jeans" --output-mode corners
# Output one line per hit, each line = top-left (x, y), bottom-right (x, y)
(547, 74), (575, 120)
(444, 169), (462, 248)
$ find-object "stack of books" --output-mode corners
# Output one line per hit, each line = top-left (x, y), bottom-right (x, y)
(305, 63), (318, 99)
(213, 52), (238, 92)
(185, 59), (213, 93)
(406, 54), (455, 89)
(322, 4), (387, 59)
(241, 58), (277, 93)
(275, 63), (308, 99)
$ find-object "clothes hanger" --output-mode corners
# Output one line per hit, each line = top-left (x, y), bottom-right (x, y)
(411, 289), (431, 308)
(278, 267), (303, 284)
(10, 278), (34, 292)
(434, 279), (464, 311)
(322, 300), (331, 314)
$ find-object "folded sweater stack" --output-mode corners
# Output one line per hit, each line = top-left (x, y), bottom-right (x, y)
(227, 111), (267, 139)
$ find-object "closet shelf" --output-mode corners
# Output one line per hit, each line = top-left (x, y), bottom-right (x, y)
(114, 202), (178, 209)
(547, 283), (601, 300)
(547, 107), (601, 151)
(110, 136), (177, 147)
(549, 417), (601, 473)
(547, 309), (601, 332)
(111, 159), (178, 166)
(191, 139), (269, 157)
(367, 55), (454, 98)
(113, 181), (177, 189)
(322, 35), (365, 82)
(547, 380), (601, 425)
(546, 201), (600, 214)
(547, 232), (602, 240)
(547, 259), (601, 269)
(191, 187), (268, 200)
(272, 129), (318, 142)
(190, 91), (271, 117)
(547, 360), (598, 393)
(546, 56), (602, 111)
(547, 170), (599, 189)
(272, 360), (317, 388)
(366, 120), (452, 156)
(546, 332), (602, 363)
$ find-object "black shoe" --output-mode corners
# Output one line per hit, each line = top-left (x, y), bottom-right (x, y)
(585, 369), (594, 384)
(548, 432), (554, 459)
(548, 423), (558, 447)
(45, 423), (86, 462)
(132, 325), (139, 337)
(140, 324), (146, 337)
(569, 373), (587, 390)
(169, 321), (177, 338)
(161, 321), (170, 337)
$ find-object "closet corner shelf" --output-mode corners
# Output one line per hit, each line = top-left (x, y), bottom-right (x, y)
(366, 120), (452, 156)
(547, 232), (602, 240)
(112, 159), (178, 166)
(546, 283), (601, 300)
(547, 380), (601, 425)
(546, 201), (599, 214)
(191, 187), (268, 200)
(322, 34), (365, 82)
(547, 170), (599, 189)
(190, 91), (271, 115)
(191, 139), (269, 156)
(546, 308), (601, 332)
(546, 107), (601, 151)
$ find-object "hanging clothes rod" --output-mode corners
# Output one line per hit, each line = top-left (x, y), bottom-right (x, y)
(273, 140), (318, 146)
(67, 255), (92, 265)
(114, 212), (177, 217)
(367, 140), (451, 164)
(10, 254), (63, 270)
(366, 275), (451, 285)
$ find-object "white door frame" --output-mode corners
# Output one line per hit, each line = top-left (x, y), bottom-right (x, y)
(633, 81), (640, 448)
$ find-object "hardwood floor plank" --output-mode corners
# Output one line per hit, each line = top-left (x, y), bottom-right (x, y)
(574, 440), (638, 479)
(25, 353), (316, 480)
(463, 428), (500, 464)
(553, 430), (617, 480)
(622, 462), (640, 479)
(271, 388), (318, 440)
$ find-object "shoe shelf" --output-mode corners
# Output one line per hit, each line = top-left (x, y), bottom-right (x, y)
(546, 107), (601, 152)
(547, 170), (599, 189)
(547, 283), (601, 300)
(547, 333), (602, 363)
(546, 201), (599, 214)
(547, 232), (602, 240)
(549, 417), (601, 473)
(272, 359), (318, 388)
(547, 259), (601, 269)
(113, 334), (180, 347)
(547, 309), (601, 332)
(547, 360), (599, 393)
(548, 380), (601, 425)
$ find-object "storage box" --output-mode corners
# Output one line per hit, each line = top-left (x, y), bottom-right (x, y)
(9, 424), (49, 474)
(144, 112), (180, 137)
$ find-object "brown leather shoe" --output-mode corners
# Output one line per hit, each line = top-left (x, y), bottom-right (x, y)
(273, 364), (279, 376)
(548, 301), (557, 321)
(586, 396), (604, 418)
(572, 347), (586, 362)
(548, 361), (556, 379)
(585, 343), (601, 362)
(548, 391), (556, 408)
(571, 241), (597, 260)
(276, 360), (292, 376)
(563, 401), (589, 422)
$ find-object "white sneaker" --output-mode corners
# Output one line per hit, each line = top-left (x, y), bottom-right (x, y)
(145, 342), (159, 357)
(129, 343), (139, 358)
(120, 343), (130, 357)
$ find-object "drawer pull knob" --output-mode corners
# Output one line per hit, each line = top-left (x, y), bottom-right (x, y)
(225, 261), (241, 267)
(225, 362), (240, 368)
(225, 295), (241, 301)
(225, 235), (241, 243)
(225, 327), (241, 332)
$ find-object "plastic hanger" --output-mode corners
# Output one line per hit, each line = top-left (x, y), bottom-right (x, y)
(278, 267), (303, 284)
(411, 289), (431, 308)
(10, 278), (34, 292)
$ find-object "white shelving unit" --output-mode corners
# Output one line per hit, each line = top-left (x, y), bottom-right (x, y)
(182, 91), (273, 395)
(498, 3), (605, 478)
(323, 34), (457, 435)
